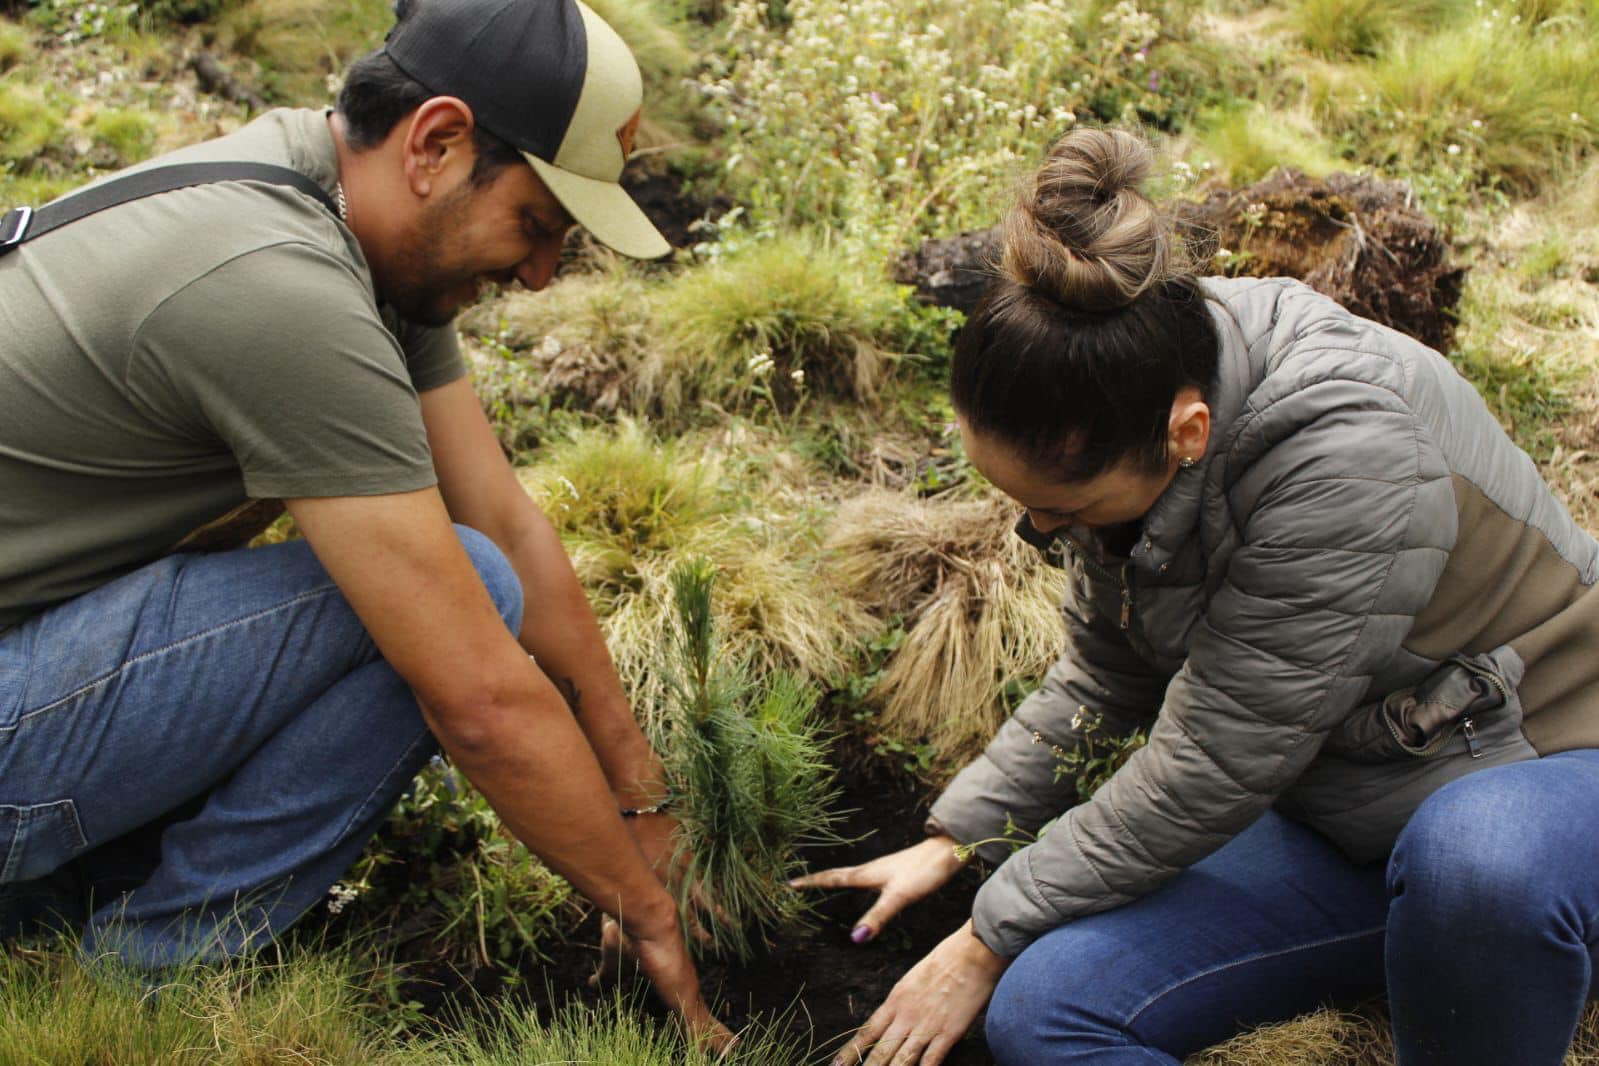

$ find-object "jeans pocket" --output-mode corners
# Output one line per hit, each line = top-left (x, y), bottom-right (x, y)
(1, 800), (88, 883)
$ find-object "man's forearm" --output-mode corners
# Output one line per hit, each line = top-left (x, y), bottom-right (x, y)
(417, 676), (675, 935)
(498, 504), (665, 805)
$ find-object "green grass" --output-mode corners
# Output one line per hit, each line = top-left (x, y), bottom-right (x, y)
(0, 84), (66, 170)
(1313, 4), (1599, 194)
(431, 991), (812, 1065)
(1290, 0), (1459, 58)
(518, 420), (873, 721)
(0, 939), (417, 1064)
(1189, 101), (1347, 184)
(646, 233), (899, 419)
(88, 109), (158, 166)
(0, 18), (30, 70)
(218, 0), (394, 105)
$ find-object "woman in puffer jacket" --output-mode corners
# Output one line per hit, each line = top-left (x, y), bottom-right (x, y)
(797, 127), (1599, 1066)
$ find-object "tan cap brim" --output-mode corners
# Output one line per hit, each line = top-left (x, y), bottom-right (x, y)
(526, 153), (670, 260)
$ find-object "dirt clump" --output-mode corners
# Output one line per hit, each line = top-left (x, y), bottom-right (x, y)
(1175, 169), (1466, 353)
(896, 170), (1466, 354)
(892, 229), (1000, 316)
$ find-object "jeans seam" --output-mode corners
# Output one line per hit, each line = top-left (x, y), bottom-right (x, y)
(332, 725), (434, 845)
(6, 581), (341, 732)
(1123, 925), (1388, 1027)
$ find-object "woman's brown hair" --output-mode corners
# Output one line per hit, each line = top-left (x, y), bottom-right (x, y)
(951, 128), (1218, 482)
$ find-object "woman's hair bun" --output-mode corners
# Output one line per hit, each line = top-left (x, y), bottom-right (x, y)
(1001, 127), (1176, 312)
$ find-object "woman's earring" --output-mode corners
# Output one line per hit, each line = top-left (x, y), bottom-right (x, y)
(1178, 456), (1196, 469)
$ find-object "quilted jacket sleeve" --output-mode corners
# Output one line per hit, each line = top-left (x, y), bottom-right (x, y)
(969, 366), (1457, 958)
(927, 562), (1167, 865)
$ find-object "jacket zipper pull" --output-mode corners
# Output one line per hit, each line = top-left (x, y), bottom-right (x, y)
(1461, 717), (1483, 759)
(1120, 588), (1132, 630)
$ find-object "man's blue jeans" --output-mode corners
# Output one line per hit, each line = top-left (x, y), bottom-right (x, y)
(984, 750), (1599, 1065)
(0, 526), (523, 968)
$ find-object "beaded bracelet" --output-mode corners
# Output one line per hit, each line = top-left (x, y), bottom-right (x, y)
(619, 790), (677, 818)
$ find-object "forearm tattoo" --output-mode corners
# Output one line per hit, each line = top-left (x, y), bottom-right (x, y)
(555, 676), (583, 717)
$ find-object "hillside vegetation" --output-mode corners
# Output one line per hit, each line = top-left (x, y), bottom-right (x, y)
(3, 0), (1597, 1061)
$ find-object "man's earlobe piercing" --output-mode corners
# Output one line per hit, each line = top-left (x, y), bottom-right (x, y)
(1178, 456), (1196, 469)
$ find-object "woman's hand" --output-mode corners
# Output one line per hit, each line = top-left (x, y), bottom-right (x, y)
(789, 834), (969, 942)
(832, 919), (1008, 1066)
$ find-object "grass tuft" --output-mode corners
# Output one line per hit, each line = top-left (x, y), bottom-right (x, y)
(645, 234), (898, 419)
(518, 421), (872, 720)
(0, 18), (30, 70)
(825, 488), (1069, 769)
(433, 990), (811, 1065)
(1314, 4), (1599, 195)
(0, 938), (415, 1064)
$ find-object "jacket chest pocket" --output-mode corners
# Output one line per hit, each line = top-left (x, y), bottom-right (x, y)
(1280, 647), (1538, 862)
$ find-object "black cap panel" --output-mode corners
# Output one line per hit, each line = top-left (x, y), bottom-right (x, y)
(383, 0), (588, 163)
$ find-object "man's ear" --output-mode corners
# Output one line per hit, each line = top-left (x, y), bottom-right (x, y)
(400, 97), (477, 198)
(1168, 386), (1211, 465)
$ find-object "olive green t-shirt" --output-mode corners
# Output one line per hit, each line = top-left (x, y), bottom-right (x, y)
(0, 108), (466, 634)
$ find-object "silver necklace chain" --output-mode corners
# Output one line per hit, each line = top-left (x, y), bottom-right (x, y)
(334, 181), (348, 222)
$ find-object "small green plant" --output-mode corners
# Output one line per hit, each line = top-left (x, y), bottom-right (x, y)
(0, 937), (416, 1063)
(655, 558), (847, 960)
(1050, 708), (1149, 801)
(334, 759), (578, 979)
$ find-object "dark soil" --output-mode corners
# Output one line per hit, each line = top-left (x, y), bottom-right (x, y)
(1174, 169), (1466, 353)
(895, 169), (1466, 354)
(513, 738), (996, 1063)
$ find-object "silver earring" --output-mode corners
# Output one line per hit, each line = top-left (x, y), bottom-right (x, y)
(1178, 456), (1196, 469)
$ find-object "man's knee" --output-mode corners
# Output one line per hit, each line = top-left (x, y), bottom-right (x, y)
(452, 525), (524, 634)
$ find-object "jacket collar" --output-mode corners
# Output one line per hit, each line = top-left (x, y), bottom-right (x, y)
(1129, 285), (1258, 578)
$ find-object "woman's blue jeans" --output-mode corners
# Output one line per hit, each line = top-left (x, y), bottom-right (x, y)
(0, 526), (523, 969)
(985, 750), (1599, 1066)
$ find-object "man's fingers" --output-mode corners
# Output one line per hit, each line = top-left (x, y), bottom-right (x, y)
(589, 914), (626, 987)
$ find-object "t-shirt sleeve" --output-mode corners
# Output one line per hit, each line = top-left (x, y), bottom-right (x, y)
(383, 305), (467, 394)
(127, 241), (440, 500)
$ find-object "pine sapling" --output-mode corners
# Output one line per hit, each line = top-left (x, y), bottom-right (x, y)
(658, 558), (846, 960)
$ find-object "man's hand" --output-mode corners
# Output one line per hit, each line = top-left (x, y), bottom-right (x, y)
(832, 920), (1007, 1066)
(790, 834), (969, 943)
(625, 912), (737, 1056)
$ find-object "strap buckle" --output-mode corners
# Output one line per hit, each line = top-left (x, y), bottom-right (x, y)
(0, 206), (33, 250)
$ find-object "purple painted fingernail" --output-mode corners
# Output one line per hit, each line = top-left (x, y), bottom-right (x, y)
(850, 924), (873, 944)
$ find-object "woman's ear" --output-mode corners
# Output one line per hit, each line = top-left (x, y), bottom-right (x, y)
(1168, 386), (1211, 465)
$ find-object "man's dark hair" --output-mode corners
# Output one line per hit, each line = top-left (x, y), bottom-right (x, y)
(336, 48), (525, 188)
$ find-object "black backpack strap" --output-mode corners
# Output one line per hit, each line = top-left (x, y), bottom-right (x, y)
(0, 162), (339, 256)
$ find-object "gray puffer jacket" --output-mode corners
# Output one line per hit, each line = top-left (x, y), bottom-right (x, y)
(930, 276), (1599, 959)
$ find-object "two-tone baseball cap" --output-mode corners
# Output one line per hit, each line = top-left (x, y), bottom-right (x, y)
(383, 0), (671, 259)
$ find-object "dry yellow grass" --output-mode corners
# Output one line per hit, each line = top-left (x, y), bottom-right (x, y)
(517, 421), (872, 721)
(825, 487), (1069, 767)
(1188, 1000), (1599, 1065)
